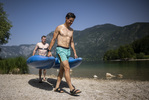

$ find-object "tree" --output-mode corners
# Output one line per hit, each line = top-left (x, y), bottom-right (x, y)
(118, 45), (135, 60)
(103, 49), (119, 60)
(118, 46), (127, 59)
(132, 35), (149, 55)
(0, 3), (12, 45)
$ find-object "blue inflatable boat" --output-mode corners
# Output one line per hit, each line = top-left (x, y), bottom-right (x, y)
(27, 55), (82, 69)
(27, 55), (55, 69)
(53, 57), (82, 69)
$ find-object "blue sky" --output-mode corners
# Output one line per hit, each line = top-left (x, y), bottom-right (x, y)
(1, 0), (149, 46)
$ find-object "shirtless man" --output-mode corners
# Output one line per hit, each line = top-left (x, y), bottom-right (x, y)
(48, 12), (81, 95)
(33, 36), (49, 83)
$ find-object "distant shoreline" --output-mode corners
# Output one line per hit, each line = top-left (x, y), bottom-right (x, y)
(110, 59), (149, 61)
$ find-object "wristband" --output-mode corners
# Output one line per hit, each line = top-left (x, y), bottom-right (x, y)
(48, 49), (51, 52)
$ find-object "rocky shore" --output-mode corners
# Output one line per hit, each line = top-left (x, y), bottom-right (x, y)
(0, 74), (149, 100)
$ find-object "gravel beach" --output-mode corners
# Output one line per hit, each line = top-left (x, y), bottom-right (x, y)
(0, 74), (149, 100)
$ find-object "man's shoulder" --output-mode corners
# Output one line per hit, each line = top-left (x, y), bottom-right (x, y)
(55, 24), (63, 32)
(37, 42), (42, 45)
(36, 42), (41, 45)
(57, 24), (63, 28)
(59, 24), (64, 27)
(45, 43), (49, 46)
(58, 24), (73, 30)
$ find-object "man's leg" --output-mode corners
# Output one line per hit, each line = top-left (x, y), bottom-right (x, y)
(62, 60), (81, 94)
(55, 62), (64, 88)
(43, 69), (46, 81)
(62, 60), (74, 91)
(55, 60), (74, 92)
(39, 69), (42, 82)
(54, 60), (81, 94)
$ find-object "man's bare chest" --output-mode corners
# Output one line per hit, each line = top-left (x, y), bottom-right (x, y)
(38, 43), (48, 49)
(59, 28), (73, 37)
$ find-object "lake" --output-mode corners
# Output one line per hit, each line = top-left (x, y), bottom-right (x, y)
(29, 61), (149, 81)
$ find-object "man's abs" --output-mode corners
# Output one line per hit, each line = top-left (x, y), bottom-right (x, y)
(57, 35), (71, 48)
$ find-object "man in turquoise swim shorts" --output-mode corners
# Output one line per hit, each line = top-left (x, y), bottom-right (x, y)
(48, 12), (81, 95)
(56, 46), (71, 63)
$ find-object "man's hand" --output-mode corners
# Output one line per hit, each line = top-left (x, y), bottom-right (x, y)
(74, 53), (78, 59)
(48, 52), (52, 57)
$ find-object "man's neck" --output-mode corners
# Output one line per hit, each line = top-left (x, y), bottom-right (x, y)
(64, 23), (69, 28)
(42, 42), (46, 45)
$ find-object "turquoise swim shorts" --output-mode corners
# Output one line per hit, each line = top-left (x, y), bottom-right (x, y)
(56, 46), (71, 62)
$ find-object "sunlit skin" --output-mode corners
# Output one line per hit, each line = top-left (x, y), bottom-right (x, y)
(48, 16), (81, 93)
(33, 37), (47, 56)
(48, 17), (77, 58)
(32, 36), (49, 82)
(41, 37), (46, 44)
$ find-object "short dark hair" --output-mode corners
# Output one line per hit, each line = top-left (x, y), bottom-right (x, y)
(66, 12), (76, 19)
(41, 35), (46, 39)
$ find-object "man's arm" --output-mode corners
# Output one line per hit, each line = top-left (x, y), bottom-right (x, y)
(32, 44), (38, 56)
(71, 34), (78, 58)
(48, 26), (59, 57)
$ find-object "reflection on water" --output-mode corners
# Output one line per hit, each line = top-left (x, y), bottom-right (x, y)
(29, 61), (149, 81)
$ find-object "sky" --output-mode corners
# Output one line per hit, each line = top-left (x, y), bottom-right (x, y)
(0, 0), (149, 46)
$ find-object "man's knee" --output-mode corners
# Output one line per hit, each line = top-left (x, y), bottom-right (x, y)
(43, 69), (46, 72)
(64, 66), (70, 71)
(39, 69), (42, 72)
(61, 60), (70, 71)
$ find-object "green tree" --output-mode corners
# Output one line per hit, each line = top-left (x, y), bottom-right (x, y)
(0, 3), (12, 45)
(125, 45), (135, 58)
(118, 45), (135, 60)
(118, 46), (127, 59)
(111, 49), (119, 60)
(0, 57), (28, 74)
(132, 35), (149, 55)
(138, 35), (149, 55)
(136, 52), (145, 59)
(103, 50), (112, 60)
(103, 50), (119, 60)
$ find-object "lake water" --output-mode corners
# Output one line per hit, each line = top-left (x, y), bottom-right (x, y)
(29, 61), (149, 81)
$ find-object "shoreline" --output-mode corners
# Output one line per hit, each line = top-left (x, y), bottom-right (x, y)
(110, 58), (149, 61)
(0, 74), (149, 100)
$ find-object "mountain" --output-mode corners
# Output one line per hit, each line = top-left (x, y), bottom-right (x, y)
(0, 44), (35, 58)
(0, 22), (149, 60)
